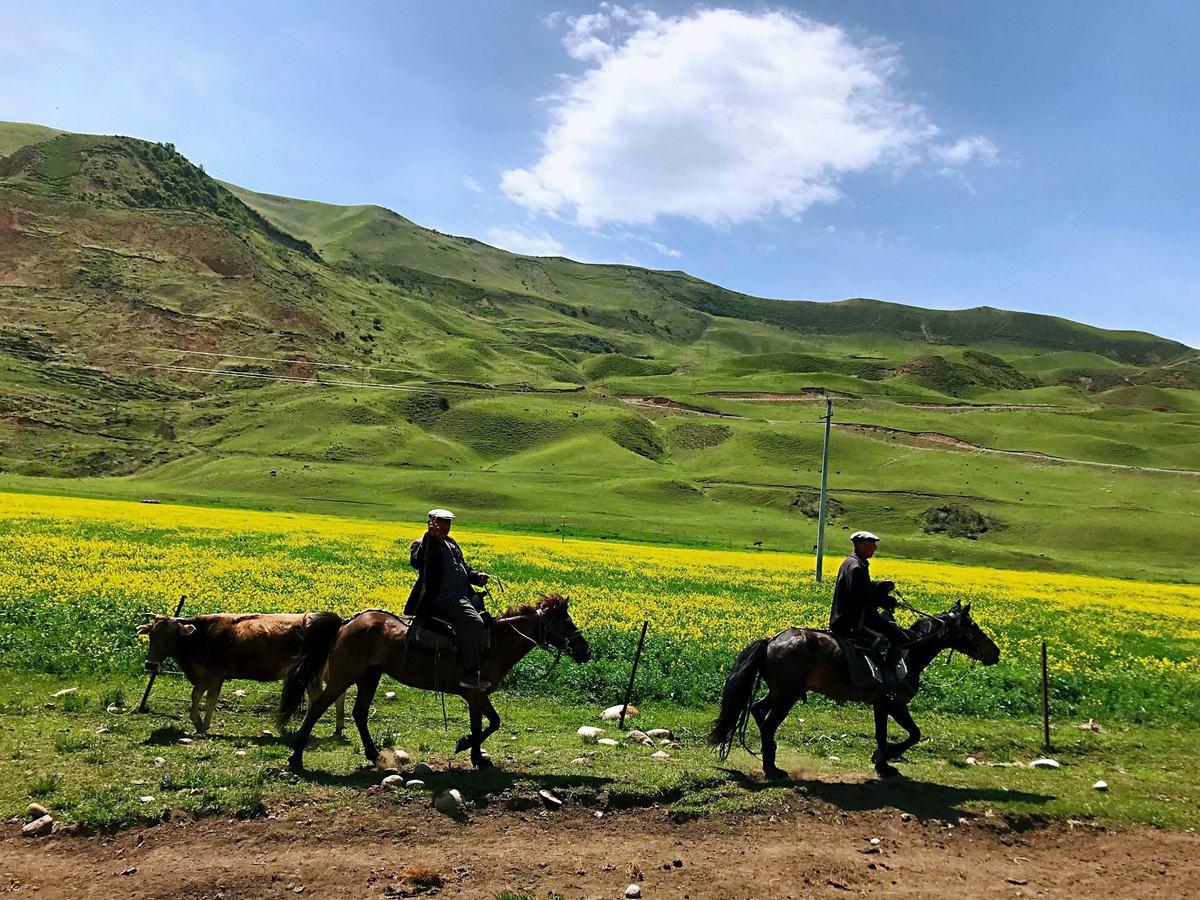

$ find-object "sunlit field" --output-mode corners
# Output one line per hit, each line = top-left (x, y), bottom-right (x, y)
(2, 491), (1198, 722)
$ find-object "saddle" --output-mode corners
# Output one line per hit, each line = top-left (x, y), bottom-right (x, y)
(407, 615), (492, 653)
(830, 630), (909, 695)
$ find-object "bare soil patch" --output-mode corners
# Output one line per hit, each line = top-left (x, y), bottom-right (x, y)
(5, 800), (1197, 899)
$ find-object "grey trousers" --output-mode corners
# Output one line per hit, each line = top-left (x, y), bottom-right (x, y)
(434, 594), (485, 671)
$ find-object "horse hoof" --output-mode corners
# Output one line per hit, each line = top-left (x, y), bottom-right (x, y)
(875, 763), (902, 779)
(764, 766), (789, 780)
(474, 757), (494, 769)
(454, 737), (472, 754)
(287, 755), (305, 773)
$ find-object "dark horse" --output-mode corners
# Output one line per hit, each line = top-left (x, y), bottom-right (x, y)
(280, 593), (590, 771)
(710, 601), (1000, 779)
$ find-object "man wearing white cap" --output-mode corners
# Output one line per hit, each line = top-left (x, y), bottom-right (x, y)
(830, 531), (907, 695)
(404, 508), (493, 690)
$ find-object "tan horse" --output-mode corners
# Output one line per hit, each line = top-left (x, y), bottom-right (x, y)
(280, 594), (591, 771)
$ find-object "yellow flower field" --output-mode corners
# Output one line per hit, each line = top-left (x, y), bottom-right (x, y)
(1, 491), (1197, 718)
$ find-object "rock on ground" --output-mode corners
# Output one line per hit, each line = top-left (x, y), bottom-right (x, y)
(22, 815), (53, 837)
(434, 789), (464, 815)
(625, 884), (642, 898)
(601, 704), (637, 720)
(577, 725), (602, 742)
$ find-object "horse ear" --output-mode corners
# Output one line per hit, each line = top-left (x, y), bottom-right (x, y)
(952, 599), (962, 611)
(136, 623), (152, 635)
(962, 602), (972, 615)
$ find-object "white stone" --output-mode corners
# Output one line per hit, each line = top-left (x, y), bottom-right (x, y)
(1093, 780), (1109, 791)
(52, 687), (78, 698)
(965, 756), (977, 765)
(139, 796), (155, 803)
(233, 689), (246, 698)
(235, 750), (247, 756)
(625, 884), (642, 898)
(412, 762), (435, 778)
(405, 779), (426, 789)
(645, 728), (673, 740)
(153, 757), (166, 767)
(602, 704), (637, 720)
(597, 738), (619, 747)
(1030, 758), (1062, 769)
(577, 726), (602, 742)
(381, 774), (403, 789)
(178, 737), (193, 745)
(384, 691), (397, 700)
(26, 803), (49, 820)
(434, 788), (464, 814)
(627, 730), (652, 744)
(22, 815), (53, 837)
(539, 789), (564, 809)
(376, 748), (410, 770)
(651, 751), (671, 760)
(869, 837), (881, 846)
(571, 757), (590, 765)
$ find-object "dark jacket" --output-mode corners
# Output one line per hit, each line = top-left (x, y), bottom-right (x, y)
(404, 533), (485, 617)
(829, 552), (894, 636)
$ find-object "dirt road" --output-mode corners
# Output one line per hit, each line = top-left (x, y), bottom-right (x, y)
(5, 799), (1197, 898)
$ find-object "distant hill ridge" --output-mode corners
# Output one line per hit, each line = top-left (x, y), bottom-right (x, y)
(2, 120), (1198, 583)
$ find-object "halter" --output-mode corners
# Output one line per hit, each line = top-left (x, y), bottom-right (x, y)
(502, 606), (585, 676)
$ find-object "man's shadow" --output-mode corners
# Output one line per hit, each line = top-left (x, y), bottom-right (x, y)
(722, 768), (1054, 824)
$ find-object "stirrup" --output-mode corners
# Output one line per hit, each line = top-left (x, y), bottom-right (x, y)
(459, 672), (491, 691)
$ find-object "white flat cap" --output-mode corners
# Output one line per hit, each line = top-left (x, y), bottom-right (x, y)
(427, 508), (456, 520)
(850, 530), (880, 543)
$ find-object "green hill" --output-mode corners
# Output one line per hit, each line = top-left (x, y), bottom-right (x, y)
(1, 120), (1197, 581)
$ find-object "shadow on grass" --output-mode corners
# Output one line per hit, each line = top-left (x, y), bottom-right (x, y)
(721, 767), (1054, 822)
(292, 762), (615, 804)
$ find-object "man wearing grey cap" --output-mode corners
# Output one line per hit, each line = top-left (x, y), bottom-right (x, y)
(830, 531), (908, 696)
(405, 508), (493, 690)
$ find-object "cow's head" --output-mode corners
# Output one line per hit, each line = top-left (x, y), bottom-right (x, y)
(136, 615), (196, 672)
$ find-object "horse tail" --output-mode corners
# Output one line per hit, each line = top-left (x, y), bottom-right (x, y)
(279, 612), (343, 725)
(709, 638), (769, 760)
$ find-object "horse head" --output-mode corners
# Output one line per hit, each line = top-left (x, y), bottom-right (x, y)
(945, 601), (1000, 665)
(536, 593), (591, 663)
(135, 614), (195, 672)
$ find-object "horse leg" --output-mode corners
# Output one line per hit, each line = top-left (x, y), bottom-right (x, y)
(885, 701), (922, 761)
(189, 682), (206, 733)
(760, 690), (800, 780)
(352, 668), (383, 763)
(470, 696), (499, 768)
(871, 699), (900, 778)
(201, 678), (223, 733)
(335, 691), (346, 738)
(289, 676), (356, 771)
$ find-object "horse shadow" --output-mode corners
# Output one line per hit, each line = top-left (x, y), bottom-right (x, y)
(293, 762), (616, 808)
(721, 768), (1054, 824)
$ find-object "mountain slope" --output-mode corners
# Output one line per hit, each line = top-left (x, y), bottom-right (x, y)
(2, 121), (1198, 581)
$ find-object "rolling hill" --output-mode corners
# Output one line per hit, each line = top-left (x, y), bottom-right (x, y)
(1, 120), (1197, 581)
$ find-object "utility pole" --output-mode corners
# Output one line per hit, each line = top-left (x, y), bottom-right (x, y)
(815, 398), (833, 583)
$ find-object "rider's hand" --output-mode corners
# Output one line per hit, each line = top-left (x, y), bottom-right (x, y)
(881, 580), (896, 593)
(476, 573), (490, 586)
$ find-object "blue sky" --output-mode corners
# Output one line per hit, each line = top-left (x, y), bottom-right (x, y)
(2, 1), (1197, 346)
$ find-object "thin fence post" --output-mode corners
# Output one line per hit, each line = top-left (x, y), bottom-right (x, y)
(619, 621), (650, 730)
(1041, 640), (1051, 751)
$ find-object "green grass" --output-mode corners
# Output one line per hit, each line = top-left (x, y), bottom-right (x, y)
(1, 672), (1196, 831)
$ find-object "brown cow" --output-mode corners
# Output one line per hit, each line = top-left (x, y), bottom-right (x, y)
(136, 612), (346, 735)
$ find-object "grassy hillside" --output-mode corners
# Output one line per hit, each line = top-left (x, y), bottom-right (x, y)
(1, 120), (1198, 581)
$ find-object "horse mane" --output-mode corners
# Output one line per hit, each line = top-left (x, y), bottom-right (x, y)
(905, 606), (960, 643)
(500, 592), (568, 619)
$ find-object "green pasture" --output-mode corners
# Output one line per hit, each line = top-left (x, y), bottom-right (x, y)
(1, 672), (1197, 831)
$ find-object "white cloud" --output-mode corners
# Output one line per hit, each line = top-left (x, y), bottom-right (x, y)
(932, 135), (1000, 167)
(504, 6), (996, 227)
(485, 227), (565, 256)
(461, 175), (484, 193)
(649, 240), (682, 258)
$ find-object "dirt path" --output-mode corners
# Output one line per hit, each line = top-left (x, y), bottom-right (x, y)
(5, 801), (1197, 898)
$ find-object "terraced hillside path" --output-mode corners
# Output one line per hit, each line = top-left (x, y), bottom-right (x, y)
(5, 802), (1196, 898)
(835, 422), (1200, 476)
